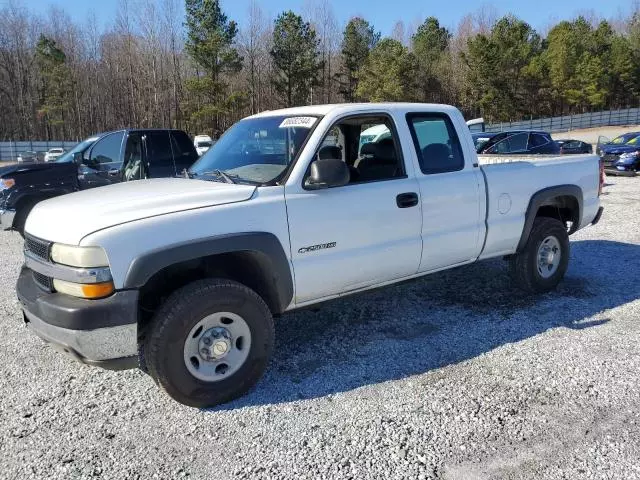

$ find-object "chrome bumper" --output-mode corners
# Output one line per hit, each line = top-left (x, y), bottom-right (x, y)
(0, 208), (15, 230)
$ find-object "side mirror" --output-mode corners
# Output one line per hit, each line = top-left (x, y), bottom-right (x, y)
(304, 158), (350, 190)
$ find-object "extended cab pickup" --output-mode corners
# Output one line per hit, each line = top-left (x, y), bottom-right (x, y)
(0, 129), (198, 235)
(16, 104), (604, 407)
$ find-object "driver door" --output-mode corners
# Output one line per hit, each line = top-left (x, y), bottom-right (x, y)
(78, 131), (125, 189)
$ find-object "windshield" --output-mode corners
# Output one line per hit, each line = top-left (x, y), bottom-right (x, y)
(625, 135), (640, 145)
(610, 133), (638, 145)
(196, 141), (212, 148)
(54, 137), (98, 163)
(189, 115), (318, 184)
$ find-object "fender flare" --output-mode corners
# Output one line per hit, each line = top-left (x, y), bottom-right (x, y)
(516, 185), (583, 252)
(123, 232), (293, 312)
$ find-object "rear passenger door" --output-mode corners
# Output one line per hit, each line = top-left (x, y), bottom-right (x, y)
(406, 113), (485, 272)
(145, 131), (174, 178)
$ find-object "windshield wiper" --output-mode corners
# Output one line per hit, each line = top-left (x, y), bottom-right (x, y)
(190, 169), (238, 184)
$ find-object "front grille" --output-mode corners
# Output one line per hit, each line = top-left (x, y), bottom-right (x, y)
(602, 154), (619, 167)
(25, 234), (51, 261)
(32, 271), (53, 292)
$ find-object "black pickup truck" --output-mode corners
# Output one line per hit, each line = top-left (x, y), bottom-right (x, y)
(0, 129), (198, 235)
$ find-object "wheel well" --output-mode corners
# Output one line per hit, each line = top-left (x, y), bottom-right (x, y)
(535, 195), (580, 233)
(137, 251), (282, 334)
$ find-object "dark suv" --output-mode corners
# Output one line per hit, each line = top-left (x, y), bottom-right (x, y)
(0, 129), (198, 235)
(477, 130), (560, 155)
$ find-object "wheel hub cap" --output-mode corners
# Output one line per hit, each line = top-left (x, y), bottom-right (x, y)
(537, 235), (561, 279)
(197, 327), (232, 361)
(183, 312), (252, 382)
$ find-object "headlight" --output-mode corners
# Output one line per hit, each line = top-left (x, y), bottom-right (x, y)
(50, 244), (109, 268)
(0, 178), (15, 190)
(53, 279), (114, 299)
(617, 152), (639, 164)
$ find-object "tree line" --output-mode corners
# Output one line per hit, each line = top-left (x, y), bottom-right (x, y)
(0, 0), (639, 141)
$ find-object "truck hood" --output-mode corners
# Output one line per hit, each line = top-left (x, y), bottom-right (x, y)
(25, 178), (256, 245)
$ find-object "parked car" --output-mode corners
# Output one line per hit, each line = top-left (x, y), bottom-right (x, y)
(596, 132), (640, 176)
(471, 132), (498, 151)
(0, 128), (198, 235)
(16, 151), (38, 163)
(15, 103), (603, 408)
(556, 139), (593, 154)
(44, 147), (66, 162)
(477, 130), (560, 154)
(194, 134), (214, 156)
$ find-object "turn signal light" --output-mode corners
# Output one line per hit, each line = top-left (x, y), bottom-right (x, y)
(53, 279), (115, 299)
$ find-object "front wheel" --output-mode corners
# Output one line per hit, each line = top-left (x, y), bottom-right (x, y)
(508, 217), (570, 293)
(144, 278), (274, 408)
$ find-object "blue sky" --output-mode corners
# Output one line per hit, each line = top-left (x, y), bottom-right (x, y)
(15, 0), (637, 34)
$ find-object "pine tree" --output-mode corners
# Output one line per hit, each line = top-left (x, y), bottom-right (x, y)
(35, 35), (73, 139)
(183, 0), (244, 132)
(356, 38), (416, 102)
(336, 17), (379, 101)
(412, 17), (450, 103)
(270, 11), (322, 107)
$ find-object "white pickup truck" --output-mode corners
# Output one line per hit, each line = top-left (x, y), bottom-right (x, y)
(16, 103), (604, 407)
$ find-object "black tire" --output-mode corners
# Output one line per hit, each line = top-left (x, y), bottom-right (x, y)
(508, 217), (569, 293)
(144, 278), (274, 408)
(13, 200), (38, 237)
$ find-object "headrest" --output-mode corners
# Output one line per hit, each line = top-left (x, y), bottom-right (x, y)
(376, 138), (396, 160)
(318, 145), (342, 160)
(360, 142), (377, 156)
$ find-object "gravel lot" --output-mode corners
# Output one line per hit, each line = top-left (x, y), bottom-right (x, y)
(1, 177), (639, 480)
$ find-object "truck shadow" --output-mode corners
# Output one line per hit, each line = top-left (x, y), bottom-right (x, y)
(213, 239), (639, 411)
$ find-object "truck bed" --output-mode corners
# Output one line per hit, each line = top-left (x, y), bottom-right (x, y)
(476, 153), (601, 261)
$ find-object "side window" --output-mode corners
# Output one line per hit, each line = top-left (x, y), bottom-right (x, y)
(146, 131), (173, 166)
(407, 114), (464, 174)
(312, 115), (403, 185)
(506, 133), (528, 152)
(528, 134), (548, 148)
(171, 131), (199, 169)
(87, 132), (124, 171)
(123, 132), (145, 181)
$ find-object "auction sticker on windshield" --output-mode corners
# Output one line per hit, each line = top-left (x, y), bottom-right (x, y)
(279, 117), (317, 128)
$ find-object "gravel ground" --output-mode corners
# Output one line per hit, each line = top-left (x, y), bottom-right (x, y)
(1, 177), (639, 480)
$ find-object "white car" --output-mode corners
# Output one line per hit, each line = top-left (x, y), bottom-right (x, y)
(44, 148), (65, 162)
(194, 135), (213, 156)
(17, 103), (604, 408)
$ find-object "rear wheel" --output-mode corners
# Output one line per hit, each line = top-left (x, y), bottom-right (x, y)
(144, 278), (274, 408)
(508, 217), (569, 293)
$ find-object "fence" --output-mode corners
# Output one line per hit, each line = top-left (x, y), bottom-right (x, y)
(483, 107), (640, 134)
(0, 141), (78, 162)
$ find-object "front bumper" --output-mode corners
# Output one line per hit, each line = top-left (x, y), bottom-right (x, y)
(604, 167), (637, 177)
(0, 208), (15, 230)
(16, 266), (139, 370)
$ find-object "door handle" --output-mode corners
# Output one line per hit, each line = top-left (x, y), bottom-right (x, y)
(396, 192), (419, 208)
(107, 168), (120, 176)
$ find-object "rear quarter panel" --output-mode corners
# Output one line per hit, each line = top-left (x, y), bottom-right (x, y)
(479, 154), (601, 259)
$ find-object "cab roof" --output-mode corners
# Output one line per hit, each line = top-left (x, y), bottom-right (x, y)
(246, 103), (460, 119)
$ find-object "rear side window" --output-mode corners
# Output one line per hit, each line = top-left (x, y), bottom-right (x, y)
(528, 134), (549, 148)
(406, 113), (464, 174)
(171, 131), (199, 169)
(146, 131), (173, 166)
